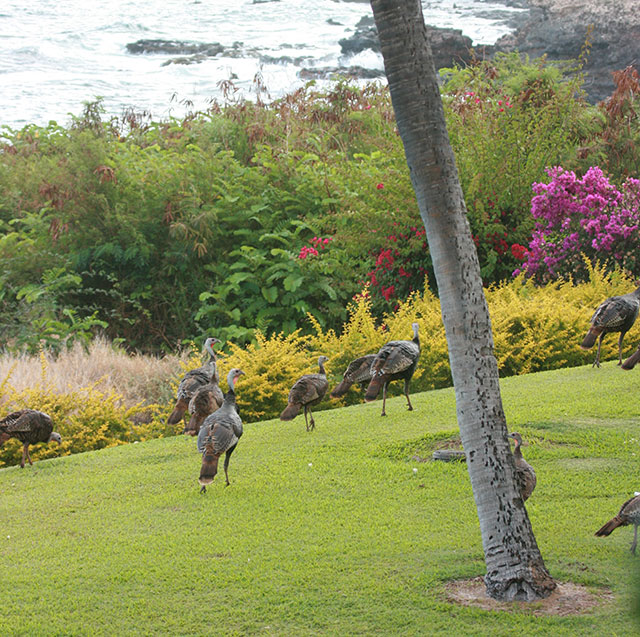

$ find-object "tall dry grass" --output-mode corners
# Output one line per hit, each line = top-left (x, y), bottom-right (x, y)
(0, 338), (189, 408)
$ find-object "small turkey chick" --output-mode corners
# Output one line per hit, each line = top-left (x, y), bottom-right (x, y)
(508, 432), (536, 502)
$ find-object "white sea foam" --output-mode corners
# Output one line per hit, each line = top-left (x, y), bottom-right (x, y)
(0, 0), (524, 129)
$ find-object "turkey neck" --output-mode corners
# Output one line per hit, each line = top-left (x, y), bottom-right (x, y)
(513, 441), (523, 459)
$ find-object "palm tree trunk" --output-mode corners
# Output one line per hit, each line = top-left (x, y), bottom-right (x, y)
(369, 0), (556, 601)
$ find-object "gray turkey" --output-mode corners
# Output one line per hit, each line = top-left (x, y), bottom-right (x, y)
(581, 286), (640, 367)
(280, 356), (329, 432)
(330, 354), (377, 399)
(197, 368), (245, 493)
(0, 409), (62, 468)
(508, 432), (536, 502)
(183, 363), (225, 437)
(167, 337), (220, 426)
(364, 322), (420, 416)
(595, 493), (640, 554)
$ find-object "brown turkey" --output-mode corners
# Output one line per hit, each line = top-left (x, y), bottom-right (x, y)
(330, 354), (376, 399)
(595, 493), (640, 554)
(167, 336), (220, 426)
(280, 356), (329, 432)
(197, 368), (245, 493)
(508, 432), (536, 502)
(364, 322), (420, 416)
(581, 286), (640, 367)
(183, 359), (224, 437)
(0, 409), (62, 468)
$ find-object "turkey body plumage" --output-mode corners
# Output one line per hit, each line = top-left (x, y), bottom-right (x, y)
(184, 376), (224, 437)
(330, 354), (376, 399)
(581, 287), (640, 367)
(0, 409), (62, 468)
(168, 337), (220, 425)
(508, 432), (536, 502)
(364, 323), (420, 416)
(280, 356), (329, 431)
(197, 368), (245, 493)
(595, 494), (640, 554)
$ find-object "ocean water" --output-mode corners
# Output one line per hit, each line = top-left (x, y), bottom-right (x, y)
(0, 0), (525, 129)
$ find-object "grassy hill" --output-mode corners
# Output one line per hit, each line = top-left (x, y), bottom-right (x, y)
(1, 362), (640, 635)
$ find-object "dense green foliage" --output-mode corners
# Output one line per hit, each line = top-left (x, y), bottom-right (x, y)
(2, 364), (640, 634)
(1, 54), (639, 353)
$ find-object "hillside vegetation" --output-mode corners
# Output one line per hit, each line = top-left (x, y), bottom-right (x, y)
(2, 56), (639, 353)
(1, 363), (640, 635)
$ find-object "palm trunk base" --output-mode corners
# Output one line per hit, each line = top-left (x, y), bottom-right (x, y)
(485, 567), (556, 602)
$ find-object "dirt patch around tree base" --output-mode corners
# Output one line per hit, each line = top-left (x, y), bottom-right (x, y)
(444, 577), (614, 616)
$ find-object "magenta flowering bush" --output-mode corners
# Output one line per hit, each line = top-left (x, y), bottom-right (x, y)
(516, 166), (640, 283)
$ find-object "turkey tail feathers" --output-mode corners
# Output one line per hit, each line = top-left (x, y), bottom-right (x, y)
(595, 516), (624, 536)
(581, 328), (600, 350)
(199, 451), (220, 486)
(622, 348), (640, 370)
(167, 401), (188, 425)
(280, 403), (301, 421)
(364, 377), (383, 403)
(330, 379), (353, 399)
(183, 413), (202, 436)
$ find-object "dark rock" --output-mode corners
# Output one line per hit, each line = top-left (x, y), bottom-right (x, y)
(339, 21), (473, 70)
(260, 54), (314, 66)
(339, 26), (380, 55)
(298, 66), (385, 81)
(126, 39), (224, 56)
(493, 1), (640, 103)
(127, 39), (263, 66)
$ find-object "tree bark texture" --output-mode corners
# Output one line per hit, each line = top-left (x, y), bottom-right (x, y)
(370, 0), (556, 601)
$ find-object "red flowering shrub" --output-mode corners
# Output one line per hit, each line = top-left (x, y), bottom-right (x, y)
(363, 224), (432, 312)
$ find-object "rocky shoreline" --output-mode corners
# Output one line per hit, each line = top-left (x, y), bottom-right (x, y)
(125, 0), (639, 104)
(493, 0), (640, 102)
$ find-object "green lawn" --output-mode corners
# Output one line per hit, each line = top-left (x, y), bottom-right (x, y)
(2, 362), (640, 636)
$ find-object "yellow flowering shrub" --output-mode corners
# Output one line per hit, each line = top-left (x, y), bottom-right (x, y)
(0, 352), (171, 468)
(1, 264), (634, 466)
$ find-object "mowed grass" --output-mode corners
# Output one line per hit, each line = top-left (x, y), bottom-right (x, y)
(2, 362), (640, 635)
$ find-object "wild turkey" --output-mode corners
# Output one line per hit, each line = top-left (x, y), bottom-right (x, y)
(197, 368), (245, 493)
(621, 345), (640, 370)
(184, 365), (224, 437)
(595, 493), (640, 554)
(581, 286), (640, 367)
(330, 354), (377, 399)
(0, 409), (62, 468)
(364, 322), (420, 416)
(508, 432), (536, 502)
(280, 356), (329, 432)
(167, 337), (220, 426)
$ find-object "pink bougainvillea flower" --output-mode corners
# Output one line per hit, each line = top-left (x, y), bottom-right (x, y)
(376, 183), (384, 190)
